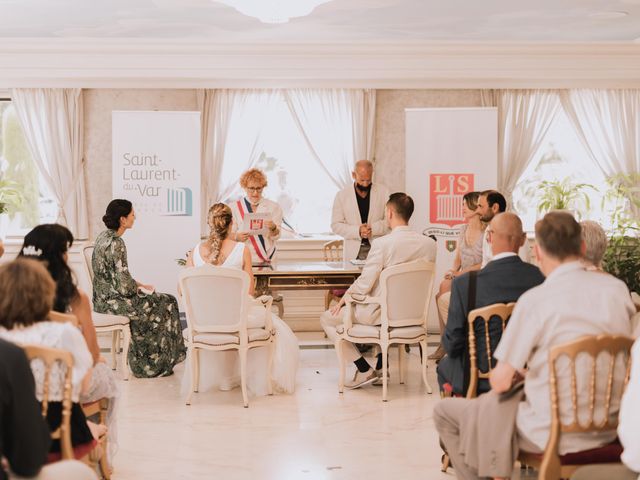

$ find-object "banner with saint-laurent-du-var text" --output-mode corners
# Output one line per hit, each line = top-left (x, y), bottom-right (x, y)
(405, 107), (498, 330)
(112, 111), (201, 297)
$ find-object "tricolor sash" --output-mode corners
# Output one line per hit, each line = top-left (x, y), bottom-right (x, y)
(236, 198), (276, 263)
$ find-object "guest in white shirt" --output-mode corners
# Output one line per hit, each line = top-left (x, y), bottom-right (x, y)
(231, 168), (283, 265)
(321, 193), (436, 389)
(331, 160), (390, 261)
(434, 211), (634, 480)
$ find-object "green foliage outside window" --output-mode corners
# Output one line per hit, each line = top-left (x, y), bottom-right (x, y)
(602, 173), (640, 294)
(0, 104), (39, 226)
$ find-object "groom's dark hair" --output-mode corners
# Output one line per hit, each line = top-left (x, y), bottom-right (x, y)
(387, 193), (414, 222)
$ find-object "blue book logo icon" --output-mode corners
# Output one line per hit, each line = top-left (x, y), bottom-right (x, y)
(164, 187), (192, 216)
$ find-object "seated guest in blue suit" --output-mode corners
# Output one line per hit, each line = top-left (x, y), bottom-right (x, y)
(437, 212), (544, 396)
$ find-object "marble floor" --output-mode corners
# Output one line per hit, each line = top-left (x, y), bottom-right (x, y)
(111, 346), (456, 480)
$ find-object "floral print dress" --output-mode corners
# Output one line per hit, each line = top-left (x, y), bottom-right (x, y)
(92, 229), (186, 378)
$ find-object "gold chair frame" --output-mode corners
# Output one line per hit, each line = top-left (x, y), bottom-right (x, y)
(22, 344), (74, 460)
(46, 310), (111, 478)
(466, 302), (516, 399)
(519, 334), (634, 480)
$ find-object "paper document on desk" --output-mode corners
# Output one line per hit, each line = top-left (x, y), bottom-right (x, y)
(242, 212), (272, 236)
(350, 259), (366, 266)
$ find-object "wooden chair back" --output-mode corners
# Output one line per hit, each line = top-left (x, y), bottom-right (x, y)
(539, 334), (633, 479)
(48, 311), (79, 327)
(323, 240), (343, 262)
(466, 302), (516, 399)
(83, 245), (95, 283)
(22, 344), (75, 460)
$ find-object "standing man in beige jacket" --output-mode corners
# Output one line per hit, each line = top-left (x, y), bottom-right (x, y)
(331, 160), (390, 261)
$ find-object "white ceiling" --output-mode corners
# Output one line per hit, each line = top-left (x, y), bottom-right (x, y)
(1, 0), (640, 43)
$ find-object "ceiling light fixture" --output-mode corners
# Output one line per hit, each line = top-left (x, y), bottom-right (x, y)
(214, 0), (333, 24)
(588, 10), (629, 20)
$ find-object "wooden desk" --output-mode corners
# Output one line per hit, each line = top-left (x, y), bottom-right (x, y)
(253, 261), (361, 293)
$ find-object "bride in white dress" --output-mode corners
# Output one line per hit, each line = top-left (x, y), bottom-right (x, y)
(182, 203), (299, 397)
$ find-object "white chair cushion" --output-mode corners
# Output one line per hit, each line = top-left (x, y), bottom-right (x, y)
(92, 311), (129, 327)
(337, 324), (380, 339)
(337, 324), (426, 341)
(389, 326), (427, 340)
(183, 328), (271, 346)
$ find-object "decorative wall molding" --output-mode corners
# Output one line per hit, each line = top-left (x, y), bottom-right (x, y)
(1, 40), (640, 88)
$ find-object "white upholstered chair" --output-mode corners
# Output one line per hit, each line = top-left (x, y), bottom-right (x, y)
(82, 244), (131, 381)
(336, 258), (436, 402)
(178, 264), (275, 408)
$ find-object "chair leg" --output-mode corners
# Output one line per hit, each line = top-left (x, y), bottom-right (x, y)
(194, 348), (200, 393)
(239, 347), (249, 408)
(420, 339), (432, 394)
(382, 344), (389, 402)
(398, 345), (405, 384)
(441, 453), (451, 472)
(121, 326), (131, 381)
(186, 346), (195, 405)
(336, 339), (345, 394)
(267, 339), (274, 396)
(111, 331), (118, 370)
(324, 292), (331, 311)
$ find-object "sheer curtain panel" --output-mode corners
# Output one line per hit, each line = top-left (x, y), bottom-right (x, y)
(11, 88), (89, 238)
(199, 90), (280, 207)
(283, 89), (376, 189)
(498, 90), (560, 206)
(560, 89), (640, 177)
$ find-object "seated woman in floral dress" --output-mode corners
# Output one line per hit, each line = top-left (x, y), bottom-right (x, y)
(92, 199), (186, 378)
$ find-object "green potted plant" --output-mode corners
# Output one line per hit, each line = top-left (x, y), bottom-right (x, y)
(602, 173), (640, 294)
(0, 177), (24, 216)
(536, 177), (597, 219)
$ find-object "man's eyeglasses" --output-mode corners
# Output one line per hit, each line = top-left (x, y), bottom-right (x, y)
(246, 186), (264, 192)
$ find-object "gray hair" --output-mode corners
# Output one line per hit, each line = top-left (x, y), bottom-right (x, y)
(580, 220), (608, 268)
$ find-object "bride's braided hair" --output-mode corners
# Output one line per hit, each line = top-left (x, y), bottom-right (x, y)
(206, 203), (233, 265)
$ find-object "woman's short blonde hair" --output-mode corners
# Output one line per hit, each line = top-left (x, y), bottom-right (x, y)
(580, 220), (608, 268)
(239, 168), (268, 189)
(0, 258), (56, 330)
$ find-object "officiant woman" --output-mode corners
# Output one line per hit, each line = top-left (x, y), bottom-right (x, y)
(230, 168), (284, 264)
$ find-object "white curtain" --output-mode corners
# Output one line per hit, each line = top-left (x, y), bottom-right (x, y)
(283, 89), (376, 189)
(497, 90), (560, 205)
(559, 89), (640, 177)
(198, 89), (280, 209)
(11, 88), (89, 238)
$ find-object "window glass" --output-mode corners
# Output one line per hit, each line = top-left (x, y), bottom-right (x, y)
(221, 95), (340, 234)
(0, 100), (56, 236)
(512, 109), (609, 231)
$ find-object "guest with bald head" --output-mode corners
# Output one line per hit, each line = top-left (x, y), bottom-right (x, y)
(437, 212), (544, 396)
(331, 160), (390, 261)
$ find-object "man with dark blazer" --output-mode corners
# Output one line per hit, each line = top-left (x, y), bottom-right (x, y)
(437, 212), (544, 396)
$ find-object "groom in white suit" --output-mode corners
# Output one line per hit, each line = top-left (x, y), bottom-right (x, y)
(321, 193), (437, 389)
(331, 160), (390, 260)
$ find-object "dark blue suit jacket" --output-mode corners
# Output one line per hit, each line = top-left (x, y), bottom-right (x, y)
(436, 255), (545, 395)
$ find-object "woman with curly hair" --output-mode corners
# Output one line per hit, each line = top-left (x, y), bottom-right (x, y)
(185, 203), (298, 395)
(230, 168), (284, 265)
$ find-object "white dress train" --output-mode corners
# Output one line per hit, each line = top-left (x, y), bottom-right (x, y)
(181, 242), (299, 396)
